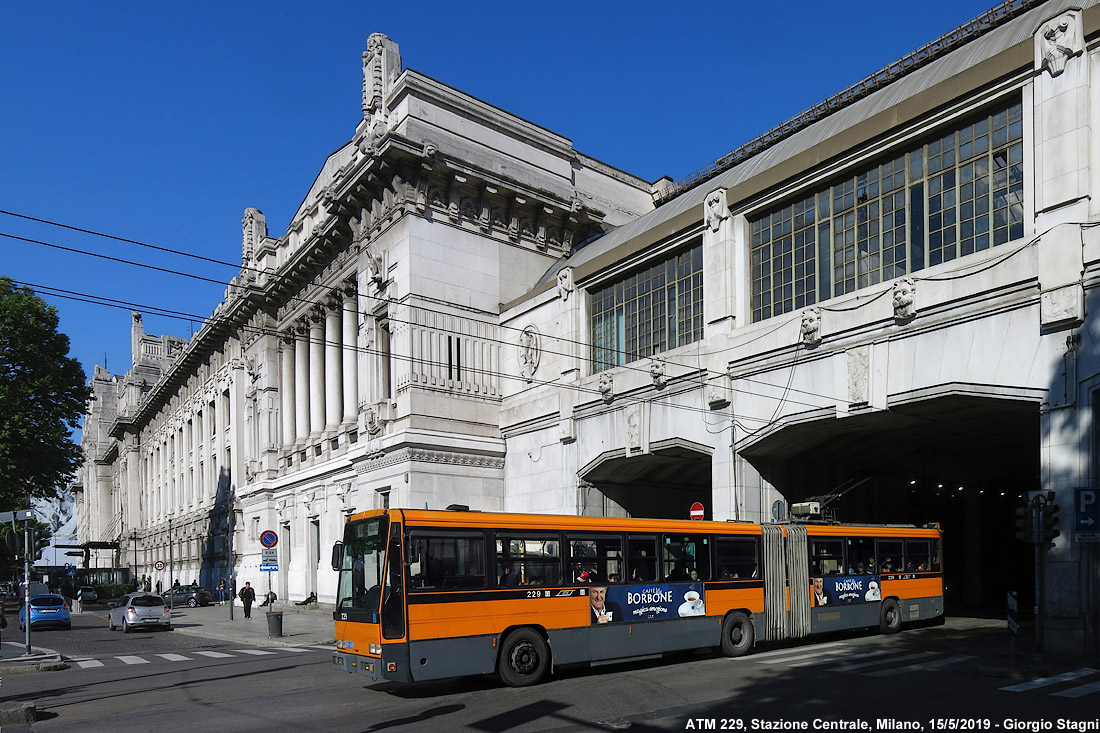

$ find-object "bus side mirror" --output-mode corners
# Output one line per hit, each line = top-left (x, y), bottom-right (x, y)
(331, 541), (344, 572)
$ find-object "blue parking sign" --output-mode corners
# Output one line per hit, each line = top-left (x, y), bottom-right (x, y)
(1075, 488), (1099, 542)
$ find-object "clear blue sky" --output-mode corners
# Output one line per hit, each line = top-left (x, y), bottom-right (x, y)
(2, 0), (1002, 398)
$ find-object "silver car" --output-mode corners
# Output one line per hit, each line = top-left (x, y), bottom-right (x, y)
(108, 593), (172, 633)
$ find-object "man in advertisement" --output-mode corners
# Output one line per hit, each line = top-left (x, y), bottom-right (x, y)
(590, 586), (622, 624)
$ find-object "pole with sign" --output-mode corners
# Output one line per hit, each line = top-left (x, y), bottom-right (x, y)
(259, 530), (279, 604)
(1075, 488), (1098, 543)
(689, 502), (704, 521)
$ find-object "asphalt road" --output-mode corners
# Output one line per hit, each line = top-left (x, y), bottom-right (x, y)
(1, 617), (1097, 732)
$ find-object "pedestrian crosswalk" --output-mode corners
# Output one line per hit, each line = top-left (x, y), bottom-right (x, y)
(69, 645), (331, 670)
(999, 667), (1100, 698)
(732, 641), (1098, 697)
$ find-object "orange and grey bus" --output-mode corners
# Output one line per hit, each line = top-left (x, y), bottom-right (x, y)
(330, 508), (942, 686)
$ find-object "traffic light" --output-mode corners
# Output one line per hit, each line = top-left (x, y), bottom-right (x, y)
(3, 529), (21, 557)
(32, 527), (52, 560)
(1039, 491), (1061, 546)
(1014, 497), (1035, 544)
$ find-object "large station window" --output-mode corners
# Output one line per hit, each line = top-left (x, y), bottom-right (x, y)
(591, 240), (703, 371)
(750, 96), (1024, 322)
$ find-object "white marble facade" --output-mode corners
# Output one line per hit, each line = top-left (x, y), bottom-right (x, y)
(81, 5), (1100, 655)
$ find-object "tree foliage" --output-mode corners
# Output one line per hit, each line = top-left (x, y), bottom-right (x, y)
(0, 277), (89, 508)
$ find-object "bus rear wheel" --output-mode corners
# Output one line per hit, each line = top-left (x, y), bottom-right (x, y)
(879, 599), (902, 634)
(498, 628), (550, 687)
(721, 612), (755, 657)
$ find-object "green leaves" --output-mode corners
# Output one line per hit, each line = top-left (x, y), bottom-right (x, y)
(0, 277), (90, 507)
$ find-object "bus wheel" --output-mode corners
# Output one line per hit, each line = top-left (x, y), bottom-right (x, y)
(721, 612), (755, 657)
(879, 599), (902, 634)
(498, 628), (550, 687)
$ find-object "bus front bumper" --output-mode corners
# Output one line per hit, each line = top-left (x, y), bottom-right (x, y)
(331, 650), (410, 683)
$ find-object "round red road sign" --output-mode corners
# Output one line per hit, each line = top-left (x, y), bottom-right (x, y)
(689, 502), (704, 520)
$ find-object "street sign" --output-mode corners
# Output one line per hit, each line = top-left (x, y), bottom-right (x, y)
(1075, 488), (1099, 542)
(260, 530), (279, 548)
(261, 547), (278, 563)
(1007, 591), (1018, 635)
(154, 560), (166, 571)
(260, 563), (278, 572)
(0, 510), (33, 522)
(689, 502), (704, 521)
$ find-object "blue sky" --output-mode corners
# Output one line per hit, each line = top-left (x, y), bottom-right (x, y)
(2, 0), (1002, 397)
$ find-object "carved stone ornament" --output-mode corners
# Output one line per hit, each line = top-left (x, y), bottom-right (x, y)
(892, 278), (916, 321)
(800, 307), (822, 346)
(366, 254), (384, 285)
(598, 372), (614, 403)
(518, 326), (541, 383)
(422, 141), (438, 159)
(362, 33), (386, 116)
(556, 267), (575, 301)
(365, 407), (382, 436)
(1039, 12), (1082, 78)
(704, 189), (729, 233)
(649, 358), (667, 389)
(241, 208), (266, 264)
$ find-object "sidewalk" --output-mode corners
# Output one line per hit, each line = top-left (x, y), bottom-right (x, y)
(155, 600), (337, 647)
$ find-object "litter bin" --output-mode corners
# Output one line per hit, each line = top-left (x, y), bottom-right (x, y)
(266, 611), (283, 638)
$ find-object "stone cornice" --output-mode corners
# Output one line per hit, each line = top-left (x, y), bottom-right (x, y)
(353, 446), (505, 473)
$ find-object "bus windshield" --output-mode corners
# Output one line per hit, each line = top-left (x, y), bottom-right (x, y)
(336, 515), (389, 619)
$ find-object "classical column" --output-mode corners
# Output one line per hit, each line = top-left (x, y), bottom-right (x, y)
(309, 311), (325, 438)
(342, 286), (359, 424)
(182, 416), (192, 509)
(197, 409), (207, 507)
(325, 297), (342, 431)
(294, 323), (310, 443)
(280, 336), (295, 447)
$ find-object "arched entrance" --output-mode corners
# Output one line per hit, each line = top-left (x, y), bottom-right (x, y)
(578, 439), (713, 520)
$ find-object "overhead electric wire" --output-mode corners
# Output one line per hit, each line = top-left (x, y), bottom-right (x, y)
(10, 278), (787, 426)
(0, 222), (840, 408)
(0, 208), (848, 404)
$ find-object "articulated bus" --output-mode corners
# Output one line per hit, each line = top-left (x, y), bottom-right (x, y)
(330, 508), (943, 686)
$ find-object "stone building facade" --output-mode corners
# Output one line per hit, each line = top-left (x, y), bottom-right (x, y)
(80, 2), (1100, 654)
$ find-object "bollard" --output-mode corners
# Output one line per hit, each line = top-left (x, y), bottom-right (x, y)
(266, 610), (283, 638)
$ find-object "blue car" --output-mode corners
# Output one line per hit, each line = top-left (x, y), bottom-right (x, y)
(18, 594), (72, 631)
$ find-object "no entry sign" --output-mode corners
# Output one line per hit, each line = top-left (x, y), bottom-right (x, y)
(690, 502), (704, 520)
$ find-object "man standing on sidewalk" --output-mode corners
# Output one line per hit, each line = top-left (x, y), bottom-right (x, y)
(239, 582), (256, 619)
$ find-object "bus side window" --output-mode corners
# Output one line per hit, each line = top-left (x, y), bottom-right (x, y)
(715, 536), (756, 579)
(809, 538), (844, 576)
(567, 534), (622, 584)
(407, 531), (488, 590)
(495, 533), (562, 587)
(905, 539), (930, 572)
(876, 539), (903, 573)
(663, 535), (710, 581)
(627, 536), (657, 583)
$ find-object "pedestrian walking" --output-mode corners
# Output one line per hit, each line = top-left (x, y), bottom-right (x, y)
(239, 582), (256, 619)
(216, 579), (227, 605)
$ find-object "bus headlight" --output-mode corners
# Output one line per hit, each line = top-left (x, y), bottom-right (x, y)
(336, 640), (346, 649)
(369, 644), (382, 655)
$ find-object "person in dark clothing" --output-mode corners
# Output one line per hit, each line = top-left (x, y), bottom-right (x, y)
(239, 582), (256, 619)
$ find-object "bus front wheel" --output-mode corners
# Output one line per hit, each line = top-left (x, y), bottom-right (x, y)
(879, 599), (902, 634)
(498, 628), (550, 687)
(721, 612), (755, 657)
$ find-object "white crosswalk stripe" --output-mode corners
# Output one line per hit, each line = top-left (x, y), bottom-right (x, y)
(790, 648), (892, 668)
(760, 648), (851, 665)
(863, 654), (974, 676)
(155, 653), (192, 662)
(746, 642), (849, 660)
(272, 647), (312, 653)
(999, 668), (1098, 692)
(192, 651), (235, 658)
(116, 655), (149, 665)
(62, 646), (329, 671)
(75, 659), (104, 669)
(826, 650), (937, 672)
(1052, 679), (1100, 698)
(231, 649), (277, 656)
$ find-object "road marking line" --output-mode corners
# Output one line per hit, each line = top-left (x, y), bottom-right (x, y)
(827, 650), (937, 672)
(116, 655), (150, 665)
(155, 653), (192, 662)
(1000, 668), (1099, 692)
(790, 648), (893, 667)
(760, 649), (850, 665)
(745, 642), (849, 660)
(193, 651), (235, 658)
(271, 647), (312, 653)
(76, 659), (104, 669)
(864, 654), (974, 676)
(231, 649), (277, 656)
(307, 645), (335, 651)
(1052, 679), (1100, 698)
